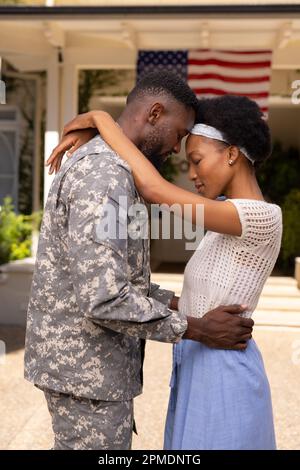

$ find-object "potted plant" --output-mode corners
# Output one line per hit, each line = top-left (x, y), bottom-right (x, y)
(0, 197), (41, 325)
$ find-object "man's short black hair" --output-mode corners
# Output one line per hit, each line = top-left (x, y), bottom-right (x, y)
(196, 95), (272, 167)
(127, 70), (198, 112)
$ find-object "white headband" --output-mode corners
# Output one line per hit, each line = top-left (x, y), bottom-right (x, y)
(190, 123), (255, 165)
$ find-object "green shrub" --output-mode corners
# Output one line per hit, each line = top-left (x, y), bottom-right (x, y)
(0, 197), (40, 265)
(257, 142), (300, 272)
(257, 142), (300, 206)
(281, 189), (300, 270)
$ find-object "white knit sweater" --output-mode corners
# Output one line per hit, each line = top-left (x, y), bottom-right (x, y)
(179, 199), (283, 319)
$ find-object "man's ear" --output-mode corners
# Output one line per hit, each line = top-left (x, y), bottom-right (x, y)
(148, 102), (165, 125)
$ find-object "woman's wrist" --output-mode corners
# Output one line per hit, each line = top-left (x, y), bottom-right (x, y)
(93, 111), (116, 137)
(90, 110), (101, 128)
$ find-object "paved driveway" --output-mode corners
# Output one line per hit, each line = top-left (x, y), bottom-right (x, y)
(0, 275), (299, 450)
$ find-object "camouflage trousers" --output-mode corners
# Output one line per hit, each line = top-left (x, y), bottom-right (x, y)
(44, 389), (134, 450)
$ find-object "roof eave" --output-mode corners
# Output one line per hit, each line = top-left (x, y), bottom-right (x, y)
(1, 4), (300, 20)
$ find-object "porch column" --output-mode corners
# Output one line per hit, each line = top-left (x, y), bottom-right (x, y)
(61, 62), (78, 127)
(44, 50), (60, 204)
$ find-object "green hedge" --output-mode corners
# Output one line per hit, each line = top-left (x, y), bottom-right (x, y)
(0, 197), (41, 265)
(257, 142), (300, 273)
(281, 189), (300, 269)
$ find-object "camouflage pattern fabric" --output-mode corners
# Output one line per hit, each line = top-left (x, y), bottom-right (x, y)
(44, 388), (134, 450)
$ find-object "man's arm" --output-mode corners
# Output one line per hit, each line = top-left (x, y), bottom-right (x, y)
(148, 286), (252, 349)
(149, 282), (175, 308)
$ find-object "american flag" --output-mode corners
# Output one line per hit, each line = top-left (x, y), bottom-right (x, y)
(137, 49), (272, 114)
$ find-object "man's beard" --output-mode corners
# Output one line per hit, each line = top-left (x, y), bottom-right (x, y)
(147, 153), (165, 171)
(139, 132), (165, 172)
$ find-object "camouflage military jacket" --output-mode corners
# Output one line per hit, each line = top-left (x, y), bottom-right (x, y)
(24, 135), (187, 401)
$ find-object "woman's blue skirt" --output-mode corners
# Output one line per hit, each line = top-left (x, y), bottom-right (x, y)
(164, 339), (276, 450)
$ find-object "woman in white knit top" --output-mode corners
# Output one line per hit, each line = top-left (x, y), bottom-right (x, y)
(53, 95), (282, 449)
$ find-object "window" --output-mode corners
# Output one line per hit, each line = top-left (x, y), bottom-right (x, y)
(0, 106), (19, 208)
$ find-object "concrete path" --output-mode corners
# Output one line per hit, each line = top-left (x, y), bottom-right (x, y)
(0, 275), (299, 450)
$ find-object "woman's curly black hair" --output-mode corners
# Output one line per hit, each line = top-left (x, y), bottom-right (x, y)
(196, 95), (272, 167)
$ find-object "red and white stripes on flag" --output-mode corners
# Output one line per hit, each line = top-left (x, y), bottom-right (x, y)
(188, 49), (272, 114)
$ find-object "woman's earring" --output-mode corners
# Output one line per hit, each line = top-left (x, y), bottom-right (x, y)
(228, 159), (234, 166)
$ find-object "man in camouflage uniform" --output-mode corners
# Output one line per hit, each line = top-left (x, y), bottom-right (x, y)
(25, 72), (253, 450)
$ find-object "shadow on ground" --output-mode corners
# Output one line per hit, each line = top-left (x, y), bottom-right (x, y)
(0, 326), (26, 353)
